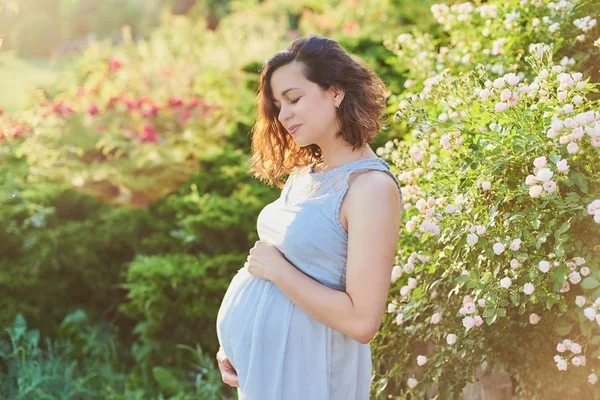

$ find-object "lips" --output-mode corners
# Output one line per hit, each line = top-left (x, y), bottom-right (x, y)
(288, 124), (302, 135)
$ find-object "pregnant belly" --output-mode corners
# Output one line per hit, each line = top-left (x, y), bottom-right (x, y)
(216, 267), (292, 372)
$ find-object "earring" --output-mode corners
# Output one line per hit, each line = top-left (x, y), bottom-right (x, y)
(335, 103), (339, 108)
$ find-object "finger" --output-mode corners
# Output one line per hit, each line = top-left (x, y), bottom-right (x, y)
(222, 372), (240, 387)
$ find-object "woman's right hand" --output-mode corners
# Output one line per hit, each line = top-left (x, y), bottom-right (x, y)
(216, 346), (239, 388)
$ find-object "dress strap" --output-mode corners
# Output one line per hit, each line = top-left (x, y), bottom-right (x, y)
(331, 158), (403, 238)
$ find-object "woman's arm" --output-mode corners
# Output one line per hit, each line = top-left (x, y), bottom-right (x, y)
(271, 171), (402, 344)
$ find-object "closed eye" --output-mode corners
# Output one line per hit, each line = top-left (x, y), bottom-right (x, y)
(274, 97), (301, 110)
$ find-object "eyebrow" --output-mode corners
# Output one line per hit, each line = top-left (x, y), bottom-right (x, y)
(273, 88), (300, 103)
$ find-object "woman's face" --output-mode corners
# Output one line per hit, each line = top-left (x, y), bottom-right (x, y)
(270, 62), (344, 147)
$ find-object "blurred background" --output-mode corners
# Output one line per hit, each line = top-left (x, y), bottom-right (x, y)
(2, 0), (599, 399)
(0, 0), (437, 398)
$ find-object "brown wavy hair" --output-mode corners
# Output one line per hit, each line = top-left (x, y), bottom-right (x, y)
(249, 34), (388, 189)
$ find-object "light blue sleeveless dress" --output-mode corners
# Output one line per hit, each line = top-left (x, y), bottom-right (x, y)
(216, 157), (403, 400)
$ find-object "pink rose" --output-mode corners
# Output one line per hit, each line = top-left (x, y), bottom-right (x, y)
(529, 313), (541, 324)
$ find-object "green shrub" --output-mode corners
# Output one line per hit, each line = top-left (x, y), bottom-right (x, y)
(372, 0), (600, 398)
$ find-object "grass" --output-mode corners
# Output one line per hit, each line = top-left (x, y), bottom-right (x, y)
(0, 51), (72, 113)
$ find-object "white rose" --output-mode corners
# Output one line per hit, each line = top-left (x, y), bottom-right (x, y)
(462, 316), (475, 330)
(407, 377), (418, 389)
(535, 167), (554, 182)
(523, 283), (534, 295)
(493, 242), (506, 255)
(584, 307), (597, 321)
(500, 277), (512, 289)
(446, 334), (457, 345)
(538, 260), (550, 273)
(467, 233), (479, 246)
(529, 185), (543, 197)
(569, 271), (581, 285)
(509, 238), (521, 251)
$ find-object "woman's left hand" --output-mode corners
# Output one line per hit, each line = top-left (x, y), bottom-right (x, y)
(245, 240), (287, 282)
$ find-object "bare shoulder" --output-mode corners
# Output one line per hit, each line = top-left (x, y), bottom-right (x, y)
(340, 169), (402, 231)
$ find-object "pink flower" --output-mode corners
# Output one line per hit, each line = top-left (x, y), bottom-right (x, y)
(509, 238), (521, 251)
(495, 102), (508, 112)
(463, 302), (476, 314)
(463, 316), (475, 330)
(529, 313), (541, 324)
(142, 104), (160, 118)
(588, 200), (600, 215)
(138, 124), (160, 143)
(525, 175), (537, 185)
(168, 96), (183, 108)
(580, 266), (591, 276)
(431, 313), (442, 324)
(556, 159), (569, 172)
(394, 313), (404, 325)
(569, 271), (581, 284)
(108, 57), (124, 73)
(53, 101), (75, 116)
(533, 156), (547, 168)
(474, 316), (483, 326)
(529, 185), (543, 197)
(543, 181), (557, 193)
(87, 103), (100, 116)
(567, 142), (579, 154)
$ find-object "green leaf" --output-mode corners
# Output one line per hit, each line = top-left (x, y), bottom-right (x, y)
(497, 308), (507, 317)
(483, 272), (492, 284)
(483, 308), (496, 318)
(152, 367), (184, 395)
(555, 221), (570, 235)
(581, 321), (591, 336)
(555, 321), (572, 336)
(570, 172), (588, 193)
(581, 277), (600, 290)
(511, 293), (521, 306)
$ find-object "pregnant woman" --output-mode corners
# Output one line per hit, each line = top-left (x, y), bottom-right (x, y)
(215, 34), (403, 400)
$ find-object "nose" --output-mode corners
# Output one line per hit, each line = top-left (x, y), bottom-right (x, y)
(277, 105), (292, 124)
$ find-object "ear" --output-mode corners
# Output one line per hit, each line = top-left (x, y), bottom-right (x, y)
(328, 85), (345, 106)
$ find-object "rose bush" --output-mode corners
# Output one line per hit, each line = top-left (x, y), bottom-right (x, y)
(373, 0), (600, 398)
